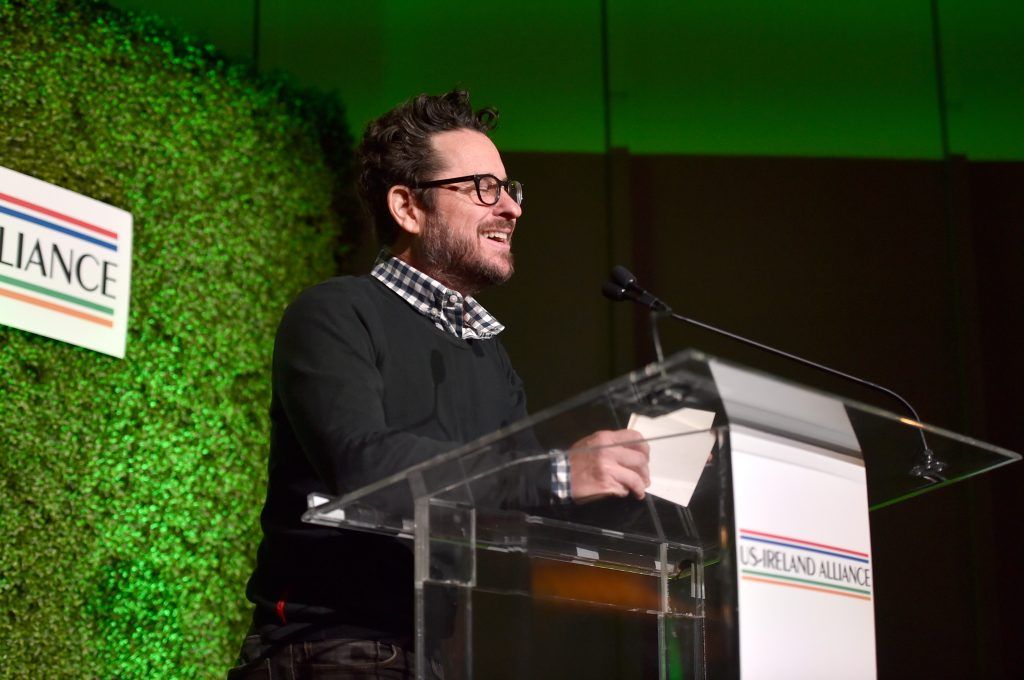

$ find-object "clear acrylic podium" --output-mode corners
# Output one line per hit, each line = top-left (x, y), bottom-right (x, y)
(302, 350), (1019, 679)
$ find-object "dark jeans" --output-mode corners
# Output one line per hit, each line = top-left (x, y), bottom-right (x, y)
(226, 635), (424, 679)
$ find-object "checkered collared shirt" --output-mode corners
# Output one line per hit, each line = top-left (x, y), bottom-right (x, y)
(371, 252), (571, 501)
(371, 251), (505, 340)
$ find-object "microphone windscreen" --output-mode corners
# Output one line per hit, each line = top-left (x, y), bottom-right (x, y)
(610, 265), (637, 289)
(601, 281), (629, 301)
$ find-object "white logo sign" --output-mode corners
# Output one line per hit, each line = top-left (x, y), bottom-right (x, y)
(0, 166), (133, 358)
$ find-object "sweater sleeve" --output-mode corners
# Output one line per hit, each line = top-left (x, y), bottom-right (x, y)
(480, 340), (561, 509)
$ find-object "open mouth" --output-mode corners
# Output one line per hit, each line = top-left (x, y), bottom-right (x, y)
(481, 230), (510, 244)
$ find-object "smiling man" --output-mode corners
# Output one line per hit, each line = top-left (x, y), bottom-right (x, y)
(230, 91), (650, 679)
(400, 128), (519, 293)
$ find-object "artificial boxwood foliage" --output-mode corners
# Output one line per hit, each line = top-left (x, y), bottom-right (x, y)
(0, 1), (353, 676)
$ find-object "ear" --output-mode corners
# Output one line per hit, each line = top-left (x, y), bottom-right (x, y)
(387, 185), (426, 237)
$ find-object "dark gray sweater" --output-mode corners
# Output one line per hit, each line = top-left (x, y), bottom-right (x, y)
(245, 275), (547, 642)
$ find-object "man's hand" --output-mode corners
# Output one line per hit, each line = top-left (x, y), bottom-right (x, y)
(568, 429), (651, 503)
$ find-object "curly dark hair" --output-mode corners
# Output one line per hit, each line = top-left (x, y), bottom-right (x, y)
(356, 90), (498, 245)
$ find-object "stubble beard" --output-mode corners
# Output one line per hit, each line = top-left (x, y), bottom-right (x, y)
(415, 214), (515, 296)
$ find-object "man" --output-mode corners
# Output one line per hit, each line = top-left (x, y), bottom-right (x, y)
(230, 91), (650, 678)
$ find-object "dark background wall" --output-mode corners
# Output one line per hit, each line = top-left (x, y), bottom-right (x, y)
(492, 151), (1023, 677)
(106, 1), (1024, 676)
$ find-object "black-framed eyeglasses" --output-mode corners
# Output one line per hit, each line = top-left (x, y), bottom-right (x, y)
(414, 174), (523, 206)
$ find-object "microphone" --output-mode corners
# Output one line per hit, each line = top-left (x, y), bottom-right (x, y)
(603, 275), (670, 363)
(603, 267), (670, 311)
(601, 281), (630, 302)
(604, 266), (946, 481)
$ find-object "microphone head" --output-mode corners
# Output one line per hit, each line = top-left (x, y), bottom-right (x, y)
(610, 265), (638, 290)
(601, 281), (629, 302)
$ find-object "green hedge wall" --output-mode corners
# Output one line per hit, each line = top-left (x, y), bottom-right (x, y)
(0, 1), (353, 676)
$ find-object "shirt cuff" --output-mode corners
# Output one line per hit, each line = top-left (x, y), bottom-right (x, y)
(550, 449), (572, 503)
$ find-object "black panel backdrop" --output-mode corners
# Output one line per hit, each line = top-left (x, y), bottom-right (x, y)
(464, 151), (1023, 678)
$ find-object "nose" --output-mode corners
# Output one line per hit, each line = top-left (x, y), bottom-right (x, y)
(493, 187), (523, 220)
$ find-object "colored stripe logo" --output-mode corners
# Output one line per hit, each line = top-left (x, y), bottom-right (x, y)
(0, 191), (118, 239)
(0, 271), (113, 312)
(1, 166), (130, 357)
(0, 285), (113, 327)
(0, 191), (120, 326)
(0, 204), (117, 251)
(740, 528), (869, 563)
(0, 191), (118, 251)
(739, 528), (872, 601)
(741, 571), (872, 601)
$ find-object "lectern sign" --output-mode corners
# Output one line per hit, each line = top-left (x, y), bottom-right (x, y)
(737, 528), (872, 600)
(0, 166), (132, 358)
(710, 361), (877, 680)
(730, 430), (877, 679)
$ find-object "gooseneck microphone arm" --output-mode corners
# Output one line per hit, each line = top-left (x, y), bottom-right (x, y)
(603, 266), (947, 481)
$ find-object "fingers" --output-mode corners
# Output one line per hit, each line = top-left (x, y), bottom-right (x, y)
(606, 461), (648, 499)
(572, 429), (650, 458)
(568, 428), (653, 503)
(598, 446), (650, 487)
(571, 453), (648, 500)
(569, 429), (650, 486)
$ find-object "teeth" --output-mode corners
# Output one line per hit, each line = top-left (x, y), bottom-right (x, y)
(483, 232), (508, 242)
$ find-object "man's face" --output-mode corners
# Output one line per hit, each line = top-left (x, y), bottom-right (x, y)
(411, 129), (522, 296)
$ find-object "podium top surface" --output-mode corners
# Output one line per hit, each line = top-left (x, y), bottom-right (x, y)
(303, 349), (1019, 533)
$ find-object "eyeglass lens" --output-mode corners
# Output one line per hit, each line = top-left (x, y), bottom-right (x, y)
(477, 175), (523, 205)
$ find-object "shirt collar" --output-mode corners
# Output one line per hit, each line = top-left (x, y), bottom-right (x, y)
(370, 251), (505, 340)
